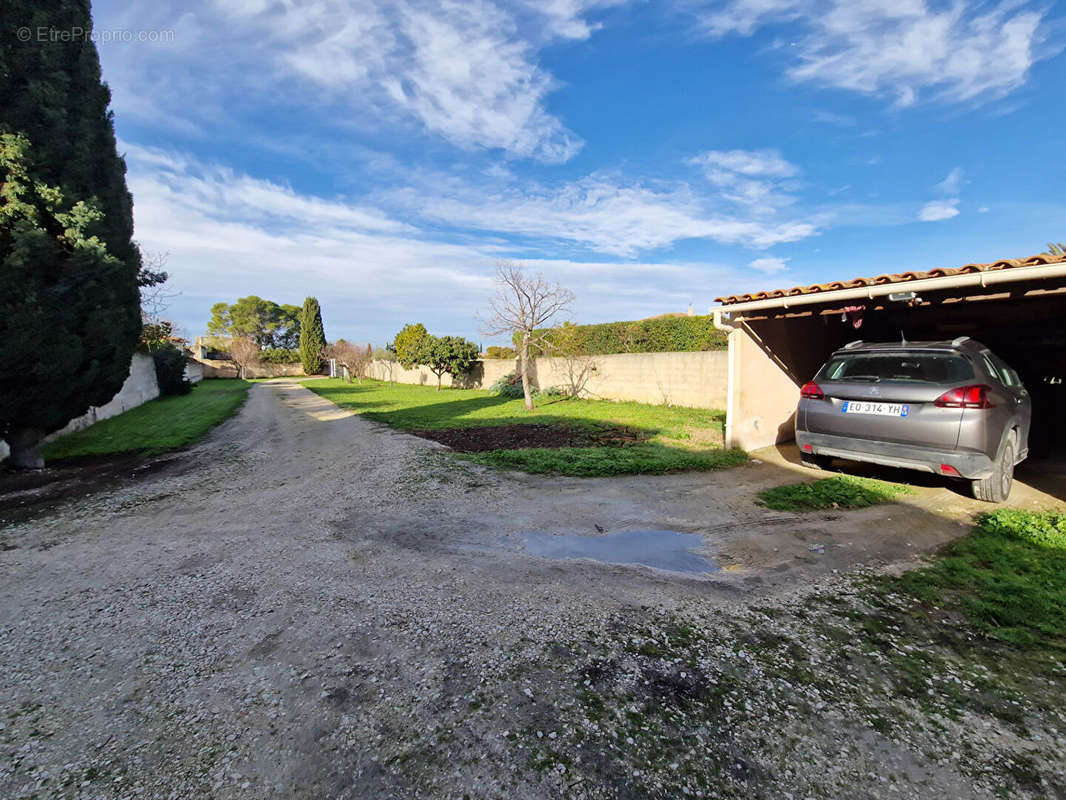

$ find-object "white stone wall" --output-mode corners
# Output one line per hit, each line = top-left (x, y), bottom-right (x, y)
(184, 359), (204, 384)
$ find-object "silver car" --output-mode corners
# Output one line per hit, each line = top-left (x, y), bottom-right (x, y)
(795, 337), (1031, 502)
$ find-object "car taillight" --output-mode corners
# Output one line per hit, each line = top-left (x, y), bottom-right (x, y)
(800, 381), (824, 399)
(933, 384), (995, 409)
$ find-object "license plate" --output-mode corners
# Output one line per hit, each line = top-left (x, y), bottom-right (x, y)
(841, 400), (909, 417)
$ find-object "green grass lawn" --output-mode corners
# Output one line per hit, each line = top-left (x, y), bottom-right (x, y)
(465, 443), (749, 477)
(42, 379), (251, 462)
(302, 378), (744, 477)
(884, 509), (1066, 648)
(757, 474), (916, 511)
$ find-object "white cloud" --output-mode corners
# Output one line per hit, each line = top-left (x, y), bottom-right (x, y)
(689, 149), (801, 215)
(97, 0), (609, 162)
(812, 110), (857, 126)
(977, 206), (990, 213)
(388, 170), (817, 255)
(749, 256), (790, 273)
(935, 166), (964, 195)
(690, 149), (798, 178)
(919, 199), (960, 222)
(698, 0), (804, 37)
(693, 0), (1053, 107)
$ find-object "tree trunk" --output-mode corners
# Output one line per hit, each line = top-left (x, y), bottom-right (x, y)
(436, 372), (442, 391)
(5, 427), (45, 469)
(520, 330), (534, 411)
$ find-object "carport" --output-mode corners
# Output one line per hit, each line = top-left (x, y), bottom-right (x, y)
(711, 253), (1066, 457)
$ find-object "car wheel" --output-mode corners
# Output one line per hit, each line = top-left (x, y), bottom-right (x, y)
(800, 452), (832, 470)
(972, 438), (1014, 503)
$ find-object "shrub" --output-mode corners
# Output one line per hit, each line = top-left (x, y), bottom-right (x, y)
(516, 315), (728, 356)
(259, 348), (301, 364)
(489, 372), (535, 399)
(977, 508), (1066, 549)
(152, 345), (193, 396)
(540, 385), (567, 397)
(140, 320), (177, 352)
(484, 345), (517, 359)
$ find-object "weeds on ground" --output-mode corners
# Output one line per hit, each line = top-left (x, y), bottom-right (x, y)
(756, 474), (914, 511)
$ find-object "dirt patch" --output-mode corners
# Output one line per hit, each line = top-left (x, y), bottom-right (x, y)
(410, 423), (646, 452)
(0, 453), (187, 514)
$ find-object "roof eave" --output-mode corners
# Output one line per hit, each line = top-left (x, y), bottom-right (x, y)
(714, 263), (1066, 316)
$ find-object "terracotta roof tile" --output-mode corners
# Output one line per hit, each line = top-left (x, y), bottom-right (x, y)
(714, 252), (1066, 305)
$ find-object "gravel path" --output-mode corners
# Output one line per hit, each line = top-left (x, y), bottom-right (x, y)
(1, 381), (1060, 799)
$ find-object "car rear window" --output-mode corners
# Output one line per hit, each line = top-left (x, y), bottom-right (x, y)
(821, 352), (974, 384)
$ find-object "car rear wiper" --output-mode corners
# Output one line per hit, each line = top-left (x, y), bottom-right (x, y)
(846, 375), (881, 382)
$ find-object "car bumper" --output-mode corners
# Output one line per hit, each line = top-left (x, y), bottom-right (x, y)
(795, 430), (995, 479)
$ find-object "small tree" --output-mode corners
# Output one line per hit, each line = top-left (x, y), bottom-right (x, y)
(228, 337), (260, 379)
(356, 343), (373, 382)
(372, 346), (398, 384)
(299, 297), (326, 374)
(420, 336), (480, 390)
(1047, 242), (1066, 256)
(482, 261), (574, 410)
(394, 323), (429, 369)
(549, 321), (597, 398)
(333, 340), (372, 383)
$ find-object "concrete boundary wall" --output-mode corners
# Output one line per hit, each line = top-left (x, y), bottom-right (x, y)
(194, 358), (306, 379)
(366, 350), (728, 409)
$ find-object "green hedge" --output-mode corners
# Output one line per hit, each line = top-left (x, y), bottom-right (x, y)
(484, 345), (517, 359)
(260, 348), (301, 364)
(516, 315), (727, 356)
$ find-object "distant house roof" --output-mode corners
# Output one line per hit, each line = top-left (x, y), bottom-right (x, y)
(715, 252), (1066, 306)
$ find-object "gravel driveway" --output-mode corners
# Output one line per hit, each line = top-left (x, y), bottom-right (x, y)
(2, 380), (1060, 799)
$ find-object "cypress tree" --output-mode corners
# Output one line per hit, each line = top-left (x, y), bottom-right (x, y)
(0, 1), (143, 467)
(299, 297), (326, 375)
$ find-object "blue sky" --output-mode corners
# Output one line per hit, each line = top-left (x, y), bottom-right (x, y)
(92, 0), (1066, 345)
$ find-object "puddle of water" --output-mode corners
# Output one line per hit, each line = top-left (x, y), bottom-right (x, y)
(523, 529), (718, 575)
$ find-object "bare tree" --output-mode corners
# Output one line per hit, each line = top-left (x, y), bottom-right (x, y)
(482, 261), (574, 410)
(228, 336), (260, 379)
(372, 347), (397, 384)
(550, 321), (597, 398)
(139, 251), (178, 323)
(333, 340), (373, 383)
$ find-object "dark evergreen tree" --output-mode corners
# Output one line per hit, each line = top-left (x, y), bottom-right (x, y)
(299, 297), (326, 375)
(152, 345), (192, 396)
(0, 2), (143, 467)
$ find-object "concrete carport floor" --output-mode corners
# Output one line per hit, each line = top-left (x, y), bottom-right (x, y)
(714, 254), (1066, 504)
